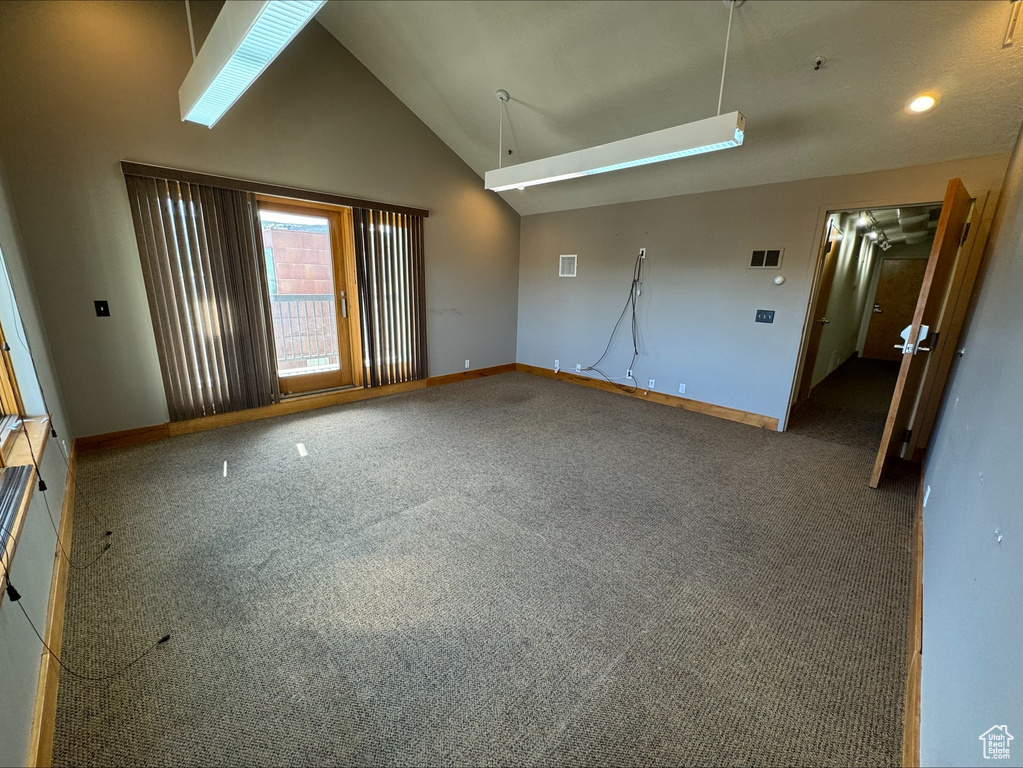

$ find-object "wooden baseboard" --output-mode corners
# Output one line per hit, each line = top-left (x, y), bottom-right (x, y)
(75, 423), (171, 452)
(27, 441), (77, 768)
(902, 474), (925, 767)
(76, 362), (776, 453)
(514, 364), (779, 430)
(76, 364), (519, 451)
(427, 364), (516, 388)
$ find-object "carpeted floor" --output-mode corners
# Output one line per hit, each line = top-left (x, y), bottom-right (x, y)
(787, 356), (902, 452)
(53, 370), (916, 767)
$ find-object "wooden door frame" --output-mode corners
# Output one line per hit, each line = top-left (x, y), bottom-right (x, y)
(794, 232), (841, 407)
(257, 195), (365, 394)
(903, 189), (996, 459)
(784, 194), (943, 431)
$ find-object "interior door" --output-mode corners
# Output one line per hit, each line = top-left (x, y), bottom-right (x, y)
(795, 234), (841, 406)
(862, 259), (928, 361)
(869, 178), (973, 487)
(258, 200), (360, 396)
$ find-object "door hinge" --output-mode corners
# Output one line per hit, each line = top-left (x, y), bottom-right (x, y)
(902, 428), (913, 444)
(960, 221), (971, 246)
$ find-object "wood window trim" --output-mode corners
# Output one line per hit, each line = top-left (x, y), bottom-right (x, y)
(257, 195), (365, 396)
(0, 418), (49, 608)
(0, 320), (26, 462)
(121, 161), (429, 219)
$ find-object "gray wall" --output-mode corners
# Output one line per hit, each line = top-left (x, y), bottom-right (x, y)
(516, 156), (1007, 428)
(0, 1), (520, 437)
(0, 160), (71, 767)
(919, 125), (1023, 765)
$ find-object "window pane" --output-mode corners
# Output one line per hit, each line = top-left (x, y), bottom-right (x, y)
(259, 210), (340, 377)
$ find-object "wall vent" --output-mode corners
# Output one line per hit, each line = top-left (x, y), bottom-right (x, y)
(559, 254), (578, 278)
(749, 248), (783, 269)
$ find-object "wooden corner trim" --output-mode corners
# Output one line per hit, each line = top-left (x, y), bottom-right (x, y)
(902, 474), (925, 768)
(514, 363), (779, 430)
(27, 441), (77, 768)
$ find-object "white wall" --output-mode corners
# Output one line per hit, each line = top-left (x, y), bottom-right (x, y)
(0, 1), (520, 437)
(516, 155), (1007, 429)
(919, 121), (1023, 767)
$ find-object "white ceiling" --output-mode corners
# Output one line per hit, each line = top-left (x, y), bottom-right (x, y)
(316, 1), (1023, 216)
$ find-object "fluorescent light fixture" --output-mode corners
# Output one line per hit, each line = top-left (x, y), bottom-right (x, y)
(484, 111), (746, 192)
(179, 0), (326, 128)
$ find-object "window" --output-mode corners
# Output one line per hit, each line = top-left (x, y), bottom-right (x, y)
(257, 198), (362, 395)
(124, 164), (429, 421)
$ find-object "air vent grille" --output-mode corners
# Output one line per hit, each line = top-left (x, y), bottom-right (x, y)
(749, 248), (783, 269)
(559, 254), (577, 278)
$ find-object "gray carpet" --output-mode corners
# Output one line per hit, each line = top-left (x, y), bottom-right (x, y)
(787, 357), (902, 452)
(52, 372), (916, 767)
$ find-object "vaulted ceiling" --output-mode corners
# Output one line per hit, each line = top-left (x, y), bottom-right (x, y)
(316, 1), (1023, 216)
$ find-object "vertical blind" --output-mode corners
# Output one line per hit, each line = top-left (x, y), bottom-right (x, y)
(352, 209), (427, 386)
(125, 176), (280, 421)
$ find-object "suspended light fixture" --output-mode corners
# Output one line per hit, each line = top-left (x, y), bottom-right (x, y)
(179, 0), (326, 128)
(486, 0), (747, 192)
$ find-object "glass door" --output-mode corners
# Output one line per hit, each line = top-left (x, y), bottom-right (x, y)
(257, 200), (359, 395)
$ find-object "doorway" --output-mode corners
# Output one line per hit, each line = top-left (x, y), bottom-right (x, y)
(789, 179), (997, 486)
(789, 204), (941, 452)
(257, 197), (362, 396)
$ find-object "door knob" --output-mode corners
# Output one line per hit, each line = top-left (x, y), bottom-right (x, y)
(819, 317), (830, 325)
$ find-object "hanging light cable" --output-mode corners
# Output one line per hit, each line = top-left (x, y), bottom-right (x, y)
(717, 0), (736, 116)
(485, 3), (747, 192)
(497, 89), (509, 169)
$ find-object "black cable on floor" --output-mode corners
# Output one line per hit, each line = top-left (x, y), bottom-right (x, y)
(2, 570), (169, 682)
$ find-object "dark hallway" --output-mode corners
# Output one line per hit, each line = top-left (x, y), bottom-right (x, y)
(788, 357), (903, 452)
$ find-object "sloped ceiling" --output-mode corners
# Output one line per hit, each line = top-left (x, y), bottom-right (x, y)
(316, 1), (1023, 216)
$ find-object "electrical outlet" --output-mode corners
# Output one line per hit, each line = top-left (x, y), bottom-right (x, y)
(648, 378), (655, 389)
(639, 247), (646, 259)
(575, 364), (582, 372)
(464, 359), (470, 369)
(627, 368), (633, 378)
(554, 359), (560, 371)
(679, 383), (686, 394)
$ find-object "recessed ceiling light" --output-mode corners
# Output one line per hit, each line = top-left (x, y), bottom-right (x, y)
(906, 92), (939, 114)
